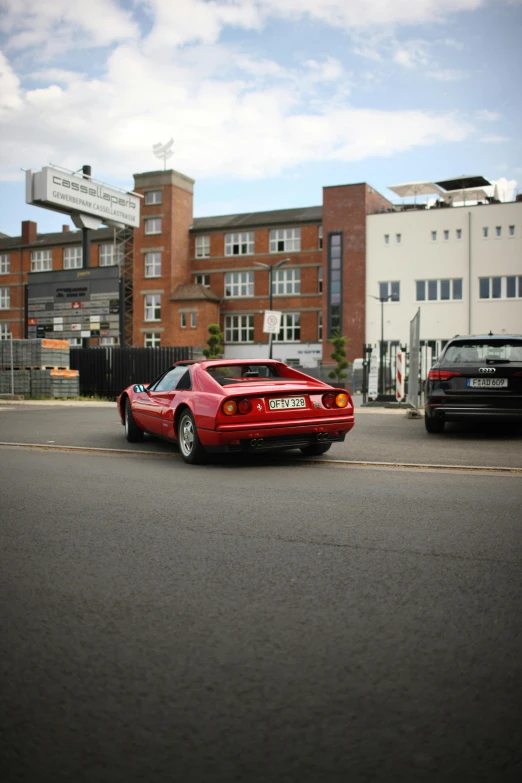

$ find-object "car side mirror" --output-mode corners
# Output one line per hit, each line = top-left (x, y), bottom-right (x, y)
(133, 384), (147, 393)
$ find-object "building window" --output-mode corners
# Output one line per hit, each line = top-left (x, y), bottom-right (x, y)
(318, 266), (323, 294)
(443, 230), (449, 241)
(327, 232), (342, 337)
(431, 231), (437, 241)
(145, 252), (161, 278)
(191, 312), (197, 328)
(483, 227), (488, 238)
(396, 233), (402, 244)
(269, 228), (300, 253)
(318, 311), (323, 341)
(144, 333), (161, 347)
(145, 218), (162, 235)
(224, 314), (254, 343)
(0, 323), (9, 339)
(145, 190), (162, 205)
(456, 229), (462, 240)
(31, 250), (52, 272)
(0, 288), (10, 309)
(509, 225), (515, 237)
(272, 267), (300, 296)
(224, 271), (254, 298)
(225, 232), (254, 256)
(0, 254), (9, 275)
(274, 313), (300, 342)
(99, 244), (123, 266)
(195, 274), (210, 287)
(180, 312), (187, 328)
(480, 276), (522, 299)
(417, 279), (463, 301)
(68, 337), (82, 346)
(495, 226), (502, 238)
(63, 247), (82, 270)
(379, 281), (400, 302)
(195, 235), (210, 258)
(144, 294), (161, 321)
(318, 225), (323, 249)
(100, 337), (117, 346)
(384, 234), (390, 245)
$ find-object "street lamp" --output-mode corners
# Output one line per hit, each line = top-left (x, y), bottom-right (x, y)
(369, 293), (396, 396)
(253, 258), (289, 359)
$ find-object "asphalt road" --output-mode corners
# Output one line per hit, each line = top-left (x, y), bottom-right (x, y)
(1, 444), (521, 782)
(1, 403), (521, 467)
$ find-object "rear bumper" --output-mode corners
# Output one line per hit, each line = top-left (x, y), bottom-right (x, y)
(198, 416), (354, 453)
(426, 405), (522, 422)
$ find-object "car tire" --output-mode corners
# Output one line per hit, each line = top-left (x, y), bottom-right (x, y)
(300, 442), (332, 456)
(178, 410), (207, 464)
(425, 413), (445, 434)
(125, 399), (144, 442)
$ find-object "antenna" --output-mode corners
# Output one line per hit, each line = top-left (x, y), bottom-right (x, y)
(152, 138), (174, 170)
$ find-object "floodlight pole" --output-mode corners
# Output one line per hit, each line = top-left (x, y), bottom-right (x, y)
(81, 165), (91, 349)
(253, 258), (290, 359)
(369, 293), (394, 395)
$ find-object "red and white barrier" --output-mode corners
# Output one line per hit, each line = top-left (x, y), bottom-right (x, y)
(396, 352), (405, 401)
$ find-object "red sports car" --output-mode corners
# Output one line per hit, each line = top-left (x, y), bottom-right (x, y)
(117, 359), (355, 464)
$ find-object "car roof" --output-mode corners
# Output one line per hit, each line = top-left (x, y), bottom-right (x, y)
(448, 334), (522, 341)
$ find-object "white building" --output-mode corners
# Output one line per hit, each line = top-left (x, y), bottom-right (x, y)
(366, 200), (522, 356)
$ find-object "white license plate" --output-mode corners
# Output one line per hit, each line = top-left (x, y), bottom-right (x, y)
(268, 396), (306, 410)
(466, 378), (508, 388)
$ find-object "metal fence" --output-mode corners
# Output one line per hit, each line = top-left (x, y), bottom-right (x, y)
(70, 346), (193, 399)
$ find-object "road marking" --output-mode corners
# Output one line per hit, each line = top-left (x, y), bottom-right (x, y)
(0, 441), (520, 475)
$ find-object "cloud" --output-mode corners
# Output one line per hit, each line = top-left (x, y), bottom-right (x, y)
(426, 69), (469, 81)
(490, 177), (517, 201)
(476, 110), (500, 122)
(480, 136), (510, 143)
(0, 39), (476, 185)
(1, 0), (138, 57)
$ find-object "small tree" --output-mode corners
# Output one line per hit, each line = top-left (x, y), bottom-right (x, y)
(203, 323), (224, 359)
(328, 331), (350, 383)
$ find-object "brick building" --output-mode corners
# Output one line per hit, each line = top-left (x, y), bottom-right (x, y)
(0, 168), (392, 364)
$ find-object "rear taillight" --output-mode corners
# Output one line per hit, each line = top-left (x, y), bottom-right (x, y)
(428, 370), (461, 381)
(322, 392), (336, 408)
(514, 372), (522, 377)
(221, 398), (252, 416)
(237, 398), (252, 414)
(335, 393), (349, 408)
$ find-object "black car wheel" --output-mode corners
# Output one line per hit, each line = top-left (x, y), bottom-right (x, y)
(425, 412), (445, 434)
(178, 410), (207, 464)
(125, 399), (144, 442)
(300, 443), (332, 456)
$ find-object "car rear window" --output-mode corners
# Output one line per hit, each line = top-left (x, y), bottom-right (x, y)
(443, 340), (522, 363)
(206, 364), (287, 385)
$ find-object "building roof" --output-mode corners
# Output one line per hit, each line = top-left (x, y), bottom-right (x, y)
(0, 232), (10, 238)
(191, 205), (322, 232)
(0, 226), (118, 251)
(169, 284), (220, 302)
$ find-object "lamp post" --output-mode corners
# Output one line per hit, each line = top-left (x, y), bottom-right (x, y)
(253, 258), (289, 359)
(369, 293), (395, 396)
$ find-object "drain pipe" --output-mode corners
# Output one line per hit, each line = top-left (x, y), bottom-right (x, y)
(468, 211), (472, 334)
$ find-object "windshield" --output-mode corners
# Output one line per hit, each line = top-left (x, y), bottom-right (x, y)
(443, 340), (522, 363)
(206, 364), (291, 385)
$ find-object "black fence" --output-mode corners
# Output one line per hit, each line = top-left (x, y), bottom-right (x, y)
(70, 346), (193, 399)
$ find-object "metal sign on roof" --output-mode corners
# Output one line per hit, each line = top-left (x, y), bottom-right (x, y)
(26, 166), (141, 229)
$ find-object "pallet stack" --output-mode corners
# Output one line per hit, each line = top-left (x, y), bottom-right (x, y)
(0, 339), (79, 398)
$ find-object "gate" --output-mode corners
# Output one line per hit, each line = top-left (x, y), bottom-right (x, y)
(70, 346), (193, 399)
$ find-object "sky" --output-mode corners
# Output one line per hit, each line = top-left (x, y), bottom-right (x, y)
(0, 0), (521, 236)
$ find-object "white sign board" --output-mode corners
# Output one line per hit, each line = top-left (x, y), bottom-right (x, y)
(368, 355), (379, 400)
(263, 310), (282, 334)
(26, 167), (140, 228)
